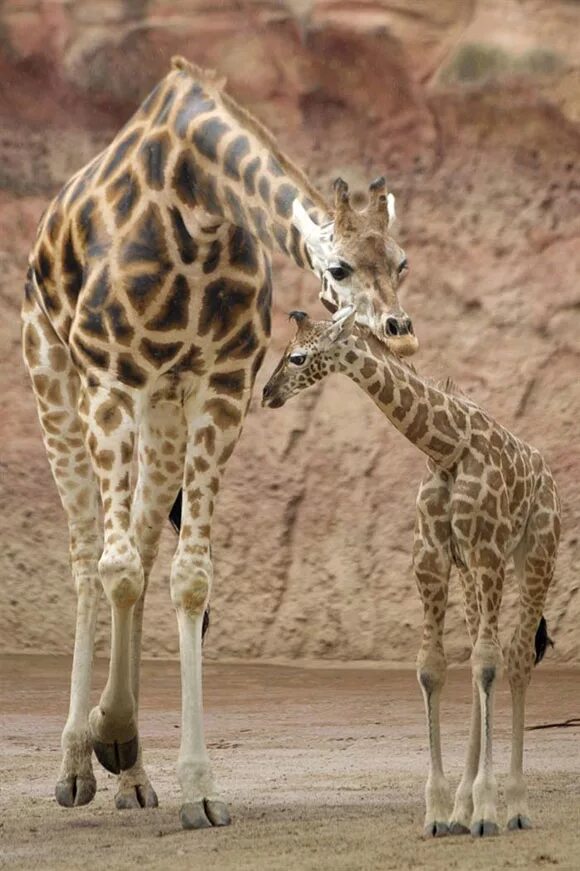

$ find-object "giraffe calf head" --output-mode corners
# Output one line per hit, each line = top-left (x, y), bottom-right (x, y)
(293, 177), (418, 357)
(262, 307), (356, 409)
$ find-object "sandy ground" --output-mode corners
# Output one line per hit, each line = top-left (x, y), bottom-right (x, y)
(0, 657), (579, 871)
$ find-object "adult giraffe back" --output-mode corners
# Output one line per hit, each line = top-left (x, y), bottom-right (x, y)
(21, 56), (417, 829)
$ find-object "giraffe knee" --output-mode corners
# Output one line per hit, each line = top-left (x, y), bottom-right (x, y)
(171, 554), (212, 616)
(98, 548), (144, 608)
(472, 641), (504, 687)
(417, 649), (447, 693)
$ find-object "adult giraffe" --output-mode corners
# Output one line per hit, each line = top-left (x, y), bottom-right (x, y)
(22, 57), (417, 829)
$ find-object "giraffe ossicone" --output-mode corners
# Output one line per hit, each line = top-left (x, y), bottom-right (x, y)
(263, 312), (561, 838)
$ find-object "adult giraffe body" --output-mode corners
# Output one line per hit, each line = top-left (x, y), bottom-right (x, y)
(22, 57), (417, 829)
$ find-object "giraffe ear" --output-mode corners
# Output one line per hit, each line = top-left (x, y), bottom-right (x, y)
(386, 193), (396, 225)
(292, 200), (329, 275)
(321, 306), (356, 348)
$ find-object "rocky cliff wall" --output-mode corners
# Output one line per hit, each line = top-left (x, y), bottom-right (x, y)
(1, 0), (579, 662)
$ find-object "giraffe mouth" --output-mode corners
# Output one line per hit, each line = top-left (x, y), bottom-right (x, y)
(262, 393), (286, 409)
(262, 392), (286, 408)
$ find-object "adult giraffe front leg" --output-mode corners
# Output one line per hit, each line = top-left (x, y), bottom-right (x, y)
(171, 375), (253, 830)
(79, 378), (143, 775)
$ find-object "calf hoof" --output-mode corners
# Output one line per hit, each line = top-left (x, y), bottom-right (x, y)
(93, 734), (139, 775)
(180, 799), (231, 830)
(449, 821), (471, 835)
(507, 814), (532, 831)
(423, 821), (449, 838)
(471, 819), (500, 837)
(55, 773), (97, 807)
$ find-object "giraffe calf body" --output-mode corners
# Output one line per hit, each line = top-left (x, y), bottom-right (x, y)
(263, 308), (561, 838)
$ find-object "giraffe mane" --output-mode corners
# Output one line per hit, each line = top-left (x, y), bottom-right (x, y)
(171, 56), (329, 215)
(373, 342), (482, 410)
(171, 56), (226, 90)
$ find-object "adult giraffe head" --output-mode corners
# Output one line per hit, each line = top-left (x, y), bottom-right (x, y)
(294, 176), (417, 356)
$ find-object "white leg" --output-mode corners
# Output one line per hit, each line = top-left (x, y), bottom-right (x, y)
(171, 390), (251, 829)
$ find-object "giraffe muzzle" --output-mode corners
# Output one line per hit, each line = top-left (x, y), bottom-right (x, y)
(261, 382), (286, 408)
(383, 315), (419, 356)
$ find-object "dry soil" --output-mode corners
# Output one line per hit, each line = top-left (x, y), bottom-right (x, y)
(1, 657), (579, 871)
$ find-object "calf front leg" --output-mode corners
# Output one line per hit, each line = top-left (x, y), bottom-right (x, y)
(450, 568), (481, 834)
(413, 531), (452, 838)
(469, 563), (504, 838)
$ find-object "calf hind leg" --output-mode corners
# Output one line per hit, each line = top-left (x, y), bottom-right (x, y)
(506, 498), (559, 832)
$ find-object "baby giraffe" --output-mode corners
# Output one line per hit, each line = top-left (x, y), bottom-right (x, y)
(262, 307), (560, 838)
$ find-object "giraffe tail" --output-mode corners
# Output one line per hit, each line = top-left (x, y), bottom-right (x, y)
(534, 616), (554, 665)
(169, 489), (210, 641)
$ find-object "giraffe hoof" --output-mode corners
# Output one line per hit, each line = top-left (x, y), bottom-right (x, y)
(55, 774), (97, 807)
(115, 783), (159, 810)
(423, 821), (449, 838)
(180, 800), (231, 829)
(93, 735), (139, 775)
(507, 814), (532, 831)
(471, 819), (500, 837)
(180, 801), (212, 829)
(449, 821), (471, 835)
(205, 800), (232, 827)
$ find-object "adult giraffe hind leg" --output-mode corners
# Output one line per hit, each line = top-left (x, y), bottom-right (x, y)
(22, 298), (101, 808)
(115, 387), (187, 809)
(78, 377), (143, 776)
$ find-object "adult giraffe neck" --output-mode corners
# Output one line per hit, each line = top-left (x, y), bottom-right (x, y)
(156, 59), (330, 272)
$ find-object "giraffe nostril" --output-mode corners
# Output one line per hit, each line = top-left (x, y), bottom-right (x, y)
(386, 317), (399, 337)
(401, 318), (413, 335)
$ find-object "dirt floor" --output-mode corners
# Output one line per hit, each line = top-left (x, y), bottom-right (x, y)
(0, 657), (579, 871)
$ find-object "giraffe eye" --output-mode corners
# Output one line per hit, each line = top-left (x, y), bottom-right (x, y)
(328, 265), (348, 281)
(289, 352), (307, 367)
(398, 258), (408, 275)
